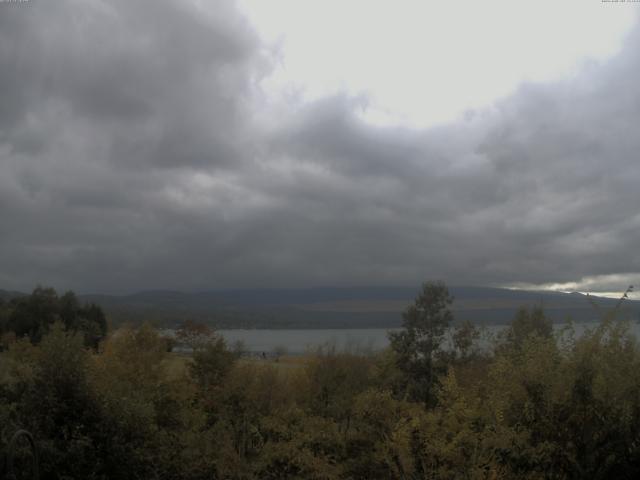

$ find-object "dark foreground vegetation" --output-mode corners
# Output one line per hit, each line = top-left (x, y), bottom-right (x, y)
(1, 283), (640, 479)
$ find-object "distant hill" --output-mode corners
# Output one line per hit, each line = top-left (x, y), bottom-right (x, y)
(70, 286), (640, 329)
(3, 286), (637, 328)
(0, 289), (26, 301)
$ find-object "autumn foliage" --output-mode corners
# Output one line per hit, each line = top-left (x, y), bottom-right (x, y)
(1, 284), (640, 479)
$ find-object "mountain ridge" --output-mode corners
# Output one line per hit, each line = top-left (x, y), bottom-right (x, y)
(4, 286), (637, 329)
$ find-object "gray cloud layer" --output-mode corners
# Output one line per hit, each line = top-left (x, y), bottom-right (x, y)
(1, 0), (639, 293)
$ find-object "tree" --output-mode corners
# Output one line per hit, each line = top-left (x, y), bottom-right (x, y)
(19, 323), (103, 478)
(304, 345), (372, 421)
(452, 319), (480, 360)
(189, 336), (237, 392)
(5, 287), (107, 348)
(176, 319), (216, 352)
(7, 286), (59, 343)
(506, 305), (552, 349)
(76, 302), (108, 348)
(389, 281), (453, 406)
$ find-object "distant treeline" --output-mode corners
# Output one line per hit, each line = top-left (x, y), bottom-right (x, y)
(1, 283), (640, 478)
(0, 286), (107, 348)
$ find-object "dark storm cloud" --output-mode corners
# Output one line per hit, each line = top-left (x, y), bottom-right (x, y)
(0, 0), (266, 291)
(1, 0), (639, 293)
(0, 0), (261, 167)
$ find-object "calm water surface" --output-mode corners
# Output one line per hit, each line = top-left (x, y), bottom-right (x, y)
(217, 322), (640, 354)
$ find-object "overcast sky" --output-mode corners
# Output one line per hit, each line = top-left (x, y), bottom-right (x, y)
(1, 0), (640, 295)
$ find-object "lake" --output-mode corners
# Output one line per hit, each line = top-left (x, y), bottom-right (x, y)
(216, 321), (640, 355)
(217, 328), (399, 354)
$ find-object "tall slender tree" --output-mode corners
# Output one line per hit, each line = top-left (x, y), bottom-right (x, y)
(389, 281), (453, 406)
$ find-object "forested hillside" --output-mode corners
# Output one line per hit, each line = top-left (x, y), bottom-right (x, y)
(19, 286), (640, 328)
